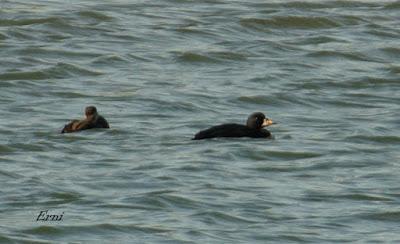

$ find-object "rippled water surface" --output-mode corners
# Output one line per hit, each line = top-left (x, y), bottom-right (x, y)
(1, 0), (400, 243)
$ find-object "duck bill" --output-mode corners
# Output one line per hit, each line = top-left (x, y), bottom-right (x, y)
(261, 118), (274, 127)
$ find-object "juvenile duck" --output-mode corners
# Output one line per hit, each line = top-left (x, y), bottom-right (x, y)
(61, 106), (109, 133)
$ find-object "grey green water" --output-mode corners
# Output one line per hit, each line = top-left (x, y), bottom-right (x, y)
(1, 0), (400, 243)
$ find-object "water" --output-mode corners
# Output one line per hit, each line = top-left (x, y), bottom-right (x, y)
(1, 0), (399, 242)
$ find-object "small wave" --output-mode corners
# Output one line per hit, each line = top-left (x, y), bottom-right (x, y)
(51, 91), (88, 98)
(177, 164), (206, 172)
(23, 223), (171, 235)
(0, 62), (103, 81)
(386, 65), (400, 74)
(0, 32), (6, 40)
(136, 98), (198, 112)
(94, 90), (139, 101)
(307, 50), (378, 62)
(237, 94), (315, 108)
(384, 1), (400, 9)
(6, 28), (35, 40)
(96, 203), (161, 211)
(130, 195), (169, 210)
(175, 51), (218, 63)
(0, 17), (60, 27)
(359, 211), (400, 222)
(174, 50), (246, 63)
(291, 35), (347, 45)
(322, 99), (382, 108)
(49, 62), (103, 77)
(0, 169), (21, 179)
(17, 47), (101, 59)
(49, 192), (82, 204)
(0, 145), (15, 154)
(8, 143), (46, 153)
(174, 27), (214, 37)
(212, 51), (247, 61)
(92, 223), (172, 234)
(23, 226), (62, 235)
(157, 193), (201, 209)
(339, 193), (393, 202)
(341, 93), (398, 106)
(279, 2), (329, 9)
(335, 15), (365, 26)
(247, 150), (321, 161)
(0, 236), (14, 244)
(346, 135), (400, 144)
(251, 1), (380, 9)
(252, 166), (298, 173)
(191, 210), (257, 224)
(41, 16), (112, 34)
(245, 39), (303, 53)
(366, 28), (399, 38)
(145, 189), (176, 196)
(240, 16), (340, 30)
(127, 53), (152, 62)
(78, 10), (114, 22)
(91, 54), (129, 66)
(0, 71), (51, 81)
(380, 47), (400, 56)
(302, 191), (393, 203)
(266, 150), (322, 160)
(315, 76), (399, 90)
(238, 95), (282, 106)
(356, 76), (399, 86)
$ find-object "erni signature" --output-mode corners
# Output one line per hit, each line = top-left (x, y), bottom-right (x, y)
(36, 210), (64, 221)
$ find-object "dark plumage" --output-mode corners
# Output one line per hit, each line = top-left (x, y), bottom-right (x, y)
(193, 112), (273, 140)
(61, 106), (110, 133)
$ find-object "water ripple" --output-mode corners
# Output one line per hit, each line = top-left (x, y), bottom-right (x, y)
(77, 10), (114, 22)
(173, 50), (247, 63)
(192, 211), (258, 224)
(174, 51), (219, 63)
(0, 17), (60, 27)
(240, 16), (340, 30)
(16, 47), (101, 59)
(0, 62), (102, 81)
(345, 135), (400, 144)
(359, 211), (400, 222)
(306, 50), (380, 62)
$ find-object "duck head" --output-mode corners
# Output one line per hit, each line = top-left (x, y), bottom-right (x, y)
(246, 112), (274, 129)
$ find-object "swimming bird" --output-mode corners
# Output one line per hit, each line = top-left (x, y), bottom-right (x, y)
(61, 106), (110, 133)
(193, 112), (274, 140)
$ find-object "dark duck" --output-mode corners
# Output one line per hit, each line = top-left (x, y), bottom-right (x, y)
(193, 112), (274, 140)
(61, 106), (110, 133)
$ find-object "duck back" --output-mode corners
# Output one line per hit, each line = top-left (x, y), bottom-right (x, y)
(193, 124), (270, 140)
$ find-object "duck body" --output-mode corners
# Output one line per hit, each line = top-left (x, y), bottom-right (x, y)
(61, 115), (109, 133)
(193, 123), (271, 140)
(192, 112), (274, 140)
(77, 115), (109, 130)
(61, 106), (109, 134)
